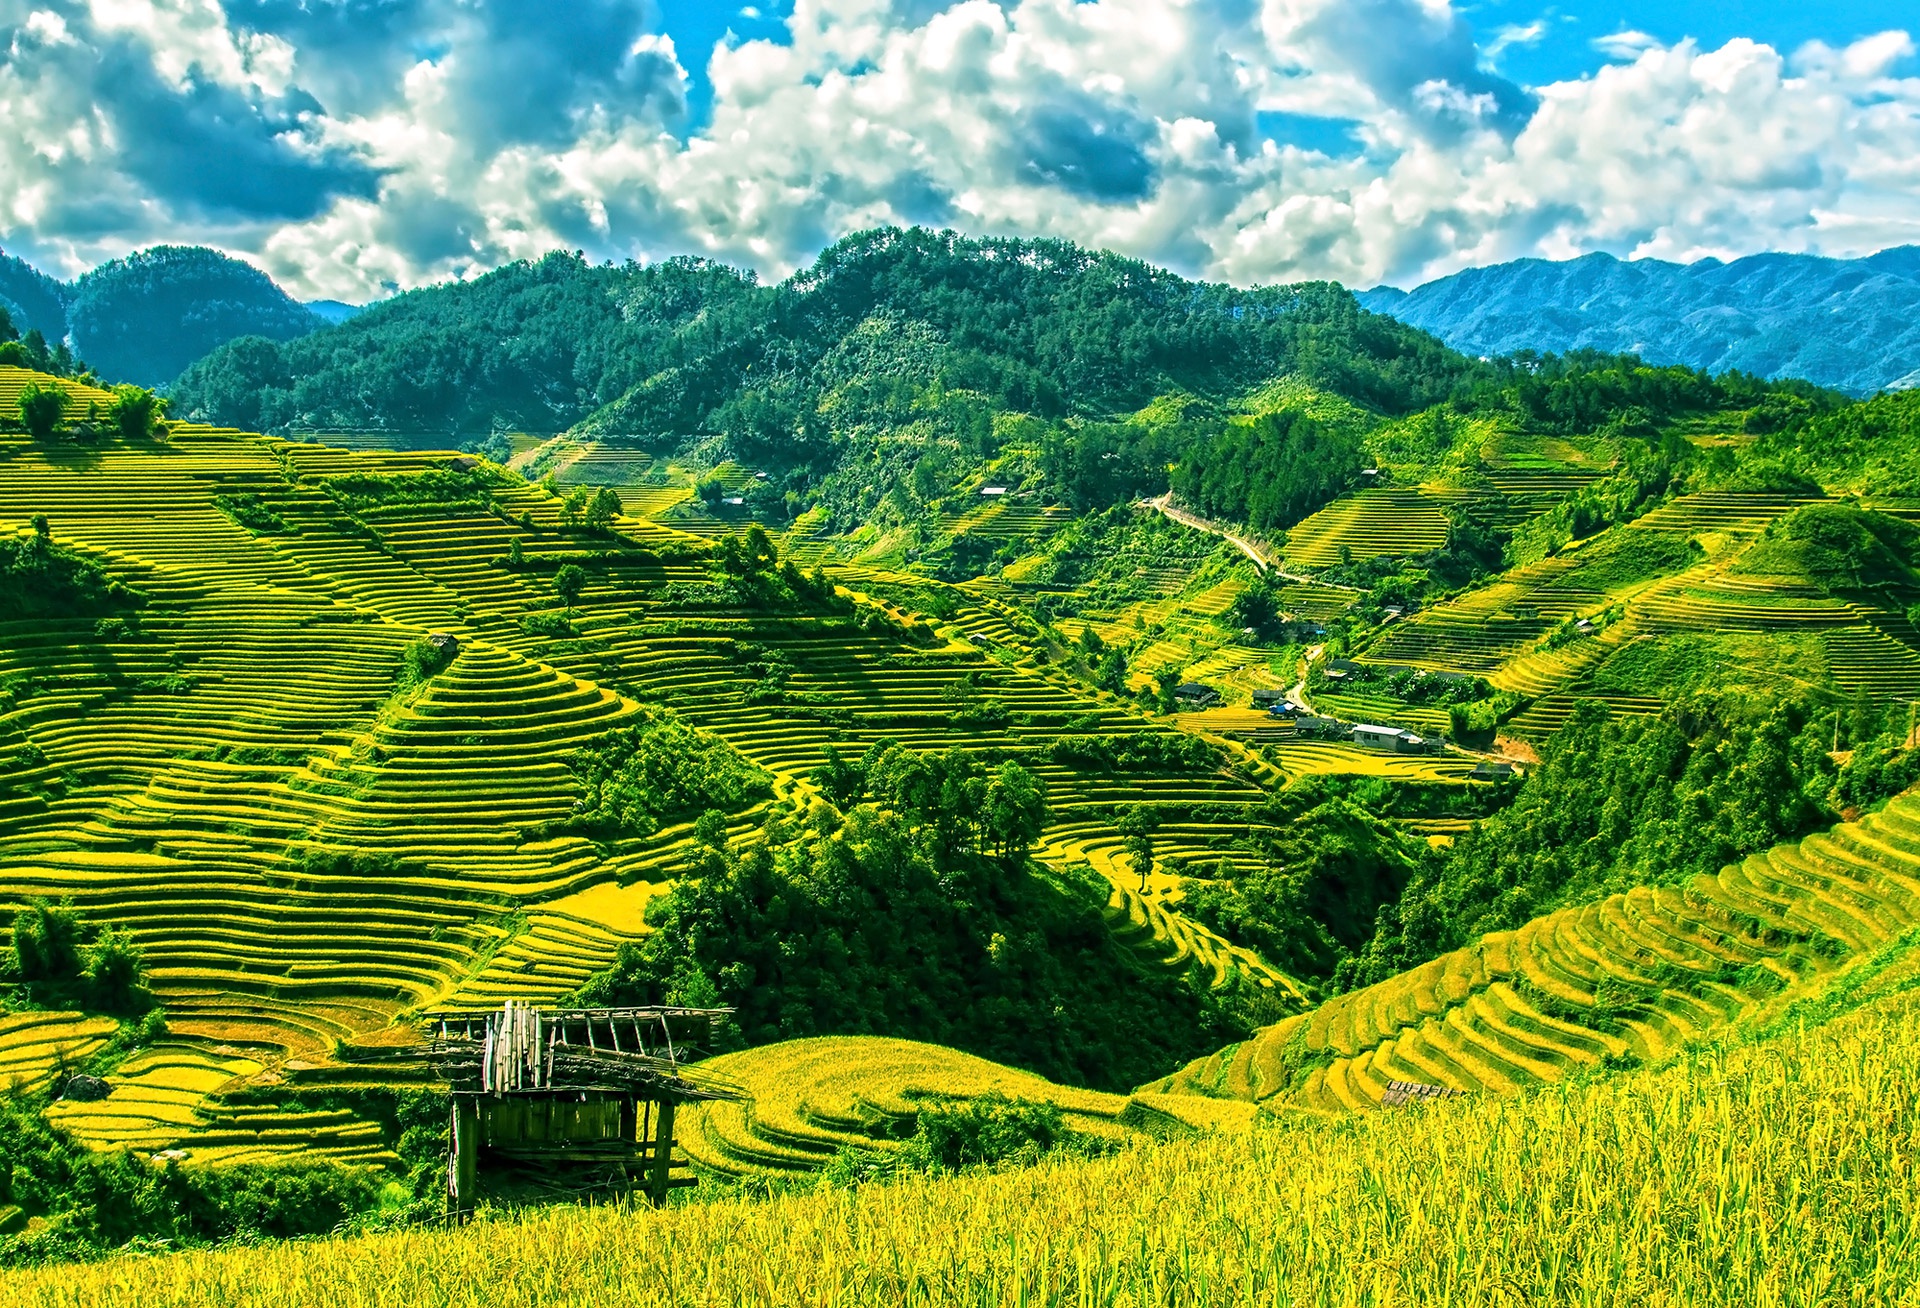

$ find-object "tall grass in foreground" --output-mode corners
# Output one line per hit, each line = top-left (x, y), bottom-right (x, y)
(10, 993), (1920, 1308)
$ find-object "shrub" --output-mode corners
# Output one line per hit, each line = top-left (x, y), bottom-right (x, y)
(18, 384), (66, 440)
(565, 714), (771, 840)
(107, 385), (168, 441)
(3, 899), (151, 1014)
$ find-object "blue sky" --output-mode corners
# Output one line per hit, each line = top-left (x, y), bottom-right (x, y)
(1, 0), (1915, 299)
(656, 2), (1920, 129)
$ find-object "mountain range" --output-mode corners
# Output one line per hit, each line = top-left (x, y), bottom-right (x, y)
(1359, 248), (1920, 396)
(2, 238), (1916, 400)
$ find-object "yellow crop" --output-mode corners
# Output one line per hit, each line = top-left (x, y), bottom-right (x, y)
(10, 983), (1920, 1307)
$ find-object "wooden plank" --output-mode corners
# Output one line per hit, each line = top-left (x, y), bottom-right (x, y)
(648, 1099), (676, 1206)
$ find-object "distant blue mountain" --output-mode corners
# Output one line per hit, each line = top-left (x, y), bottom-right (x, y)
(1357, 248), (1920, 396)
(304, 300), (365, 326)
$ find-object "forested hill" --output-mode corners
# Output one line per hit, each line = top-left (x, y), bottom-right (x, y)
(0, 245), (328, 388)
(170, 227), (1472, 443)
(1359, 247), (1920, 396)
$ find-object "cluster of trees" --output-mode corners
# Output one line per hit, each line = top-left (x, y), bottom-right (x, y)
(573, 744), (1243, 1090)
(0, 304), (83, 378)
(1040, 731), (1220, 775)
(1171, 408), (1366, 533)
(1184, 798), (1432, 985)
(0, 517), (143, 621)
(1337, 692), (1917, 991)
(11, 381), (169, 444)
(170, 229), (1474, 533)
(563, 712), (772, 843)
(1, 899), (148, 1014)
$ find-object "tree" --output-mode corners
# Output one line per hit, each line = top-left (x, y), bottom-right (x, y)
(584, 486), (623, 531)
(1117, 805), (1161, 892)
(984, 761), (1047, 862)
(810, 744), (866, 810)
(1124, 835), (1156, 892)
(11, 899), (85, 983)
(19, 383), (66, 440)
(553, 563), (587, 608)
(696, 475), (728, 508)
(1154, 666), (1182, 714)
(108, 385), (168, 441)
(83, 927), (147, 1012)
(557, 486), (589, 527)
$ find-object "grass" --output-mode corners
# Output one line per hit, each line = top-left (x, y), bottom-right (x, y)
(9, 973), (1920, 1305)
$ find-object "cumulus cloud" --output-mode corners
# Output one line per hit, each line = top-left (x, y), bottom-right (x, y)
(0, 0), (1916, 300)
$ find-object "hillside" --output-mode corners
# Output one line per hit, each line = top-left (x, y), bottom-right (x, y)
(9, 966), (1920, 1304)
(68, 248), (322, 388)
(1360, 247), (1920, 396)
(170, 228), (1469, 446)
(1, 239), (1918, 1264)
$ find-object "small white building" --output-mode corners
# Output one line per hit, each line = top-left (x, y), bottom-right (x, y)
(979, 486), (1008, 496)
(1352, 723), (1430, 755)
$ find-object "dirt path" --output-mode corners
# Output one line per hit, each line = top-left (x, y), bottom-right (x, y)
(1144, 494), (1319, 585)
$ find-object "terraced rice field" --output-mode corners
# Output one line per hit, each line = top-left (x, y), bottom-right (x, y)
(1283, 489), (1451, 567)
(1, 419), (1349, 1159)
(1153, 791), (1920, 1111)
(0, 1012), (118, 1094)
(679, 1036), (1258, 1180)
(0, 366), (116, 417)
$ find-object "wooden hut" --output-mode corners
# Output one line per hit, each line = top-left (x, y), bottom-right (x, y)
(411, 1002), (741, 1215)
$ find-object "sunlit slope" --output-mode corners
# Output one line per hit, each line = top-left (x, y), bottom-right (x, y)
(1151, 791), (1920, 1109)
(13, 980), (1920, 1306)
(679, 1035), (1258, 1180)
(0, 426), (1299, 1065)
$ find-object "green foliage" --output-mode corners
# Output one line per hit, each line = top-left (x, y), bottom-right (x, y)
(106, 385), (167, 441)
(1042, 732), (1221, 774)
(2, 899), (151, 1014)
(0, 1092), (383, 1266)
(565, 712), (771, 841)
(1339, 695), (1863, 990)
(1561, 529), (1702, 592)
(895, 1096), (1096, 1174)
(1172, 408), (1364, 532)
(210, 493), (289, 534)
(396, 636), (455, 691)
(18, 383), (66, 441)
(1753, 388), (1920, 495)
(0, 531), (142, 622)
(1736, 503), (1920, 593)
(572, 797), (1242, 1092)
(318, 468), (496, 511)
(1183, 797), (1432, 982)
(552, 564), (587, 607)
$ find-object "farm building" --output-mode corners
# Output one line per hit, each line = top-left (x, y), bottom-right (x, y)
(1352, 724), (1434, 755)
(1250, 688), (1286, 708)
(1175, 683), (1222, 708)
(393, 1002), (742, 1216)
(1469, 760), (1517, 781)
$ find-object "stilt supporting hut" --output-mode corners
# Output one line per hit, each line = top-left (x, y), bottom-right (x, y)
(412, 1002), (740, 1216)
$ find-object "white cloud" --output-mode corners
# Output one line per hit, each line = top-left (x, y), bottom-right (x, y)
(0, 0), (1917, 303)
(1483, 20), (1545, 64)
(1593, 29), (1660, 62)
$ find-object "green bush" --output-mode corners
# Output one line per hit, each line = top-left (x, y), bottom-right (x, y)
(565, 713), (771, 841)
(2, 899), (151, 1014)
(17, 383), (66, 441)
